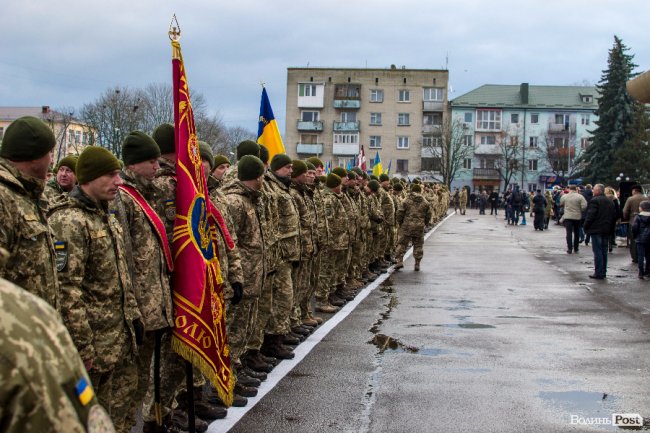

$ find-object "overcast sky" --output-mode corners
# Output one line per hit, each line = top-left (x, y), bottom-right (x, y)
(2, 0), (649, 135)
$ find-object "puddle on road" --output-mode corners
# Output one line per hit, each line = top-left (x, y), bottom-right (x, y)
(369, 333), (419, 354)
(434, 323), (496, 329)
(496, 315), (541, 319)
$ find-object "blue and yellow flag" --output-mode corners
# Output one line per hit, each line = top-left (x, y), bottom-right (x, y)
(257, 87), (285, 161)
(372, 151), (383, 177)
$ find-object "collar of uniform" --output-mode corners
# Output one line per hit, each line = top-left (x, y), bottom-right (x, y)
(121, 169), (155, 200)
(0, 157), (46, 199)
(70, 185), (109, 213)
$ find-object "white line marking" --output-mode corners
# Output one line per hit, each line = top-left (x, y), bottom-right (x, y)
(209, 212), (453, 432)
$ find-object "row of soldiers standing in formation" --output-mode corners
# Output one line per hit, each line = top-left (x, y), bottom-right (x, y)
(0, 115), (450, 433)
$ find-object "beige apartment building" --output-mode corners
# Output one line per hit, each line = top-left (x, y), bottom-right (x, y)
(285, 67), (449, 176)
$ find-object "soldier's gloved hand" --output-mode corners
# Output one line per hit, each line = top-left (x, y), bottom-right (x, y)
(132, 318), (145, 346)
(292, 261), (300, 269)
(231, 282), (243, 305)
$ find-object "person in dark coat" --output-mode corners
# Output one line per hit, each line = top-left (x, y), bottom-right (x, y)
(532, 189), (547, 231)
(631, 200), (650, 279)
(583, 184), (617, 279)
(489, 190), (499, 215)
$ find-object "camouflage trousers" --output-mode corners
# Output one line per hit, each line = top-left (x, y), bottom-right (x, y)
(352, 237), (367, 280)
(371, 230), (384, 263)
(290, 258), (313, 327)
(310, 252), (325, 301)
(247, 273), (274, 350)
(395, 230), (425, 261)
(267, 261), (293, 335)
(89, 354), (138, 433)
(383, 224), (397, 257)
(227, 297), (259, 364)
(318, 248), (348, 298)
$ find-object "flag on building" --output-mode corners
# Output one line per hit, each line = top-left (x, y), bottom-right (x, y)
(169, 37), (235, 407)
(372, 151), (383, 177)
(387, 159), (392, 175)
(357, 145), (367, 171)
(257, 87), (285, 161)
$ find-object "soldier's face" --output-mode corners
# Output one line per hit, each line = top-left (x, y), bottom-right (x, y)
(294, 172), (309, 184)
(56, 166), (77, 191)
(315, 166), (324, 176)
(129, 158), (160, 181)
(306, 170), (316, 184)
(275, 164), (293, 178)
(212, 163), (230, 180)
(84, 169), (124, 201)
(201, 161), (211, 179)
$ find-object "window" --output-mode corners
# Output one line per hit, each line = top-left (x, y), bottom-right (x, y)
(581, 114), (590, 125)
(341, 112), (357, 122)
(370, 113), (382, 125)
(370, 89), (384, 102)
(476, 109), (501, 130)
(333, 133), (358, 144)
(463, 135), (473, 146)
(423, 87), (444, 101)
(421, 158), (435, 171)
(335, 84), (360, 99)
(397, 136), (410, 149)
(464, 112), (473, 123)
(581, 137), (590, 149)
(396, 159), (409, 173)
(529, 136), (538, 148)
(480, 135), (496, 145)
(555, 113), (569, 125)
(553, 137), (568, 148)
(301, 111), (319, 122)
(531, 113), (539, 124)
(528, 159), (538, 171)
(509, 136), (519, 146)
(581, 95), (593, 103)
(75, 131), (81, 144)
(68, 130), (75, 144)
(423, 112), (442, 126)
(463, 158), (472, 169)
(422, 136), (441, 147)
(369, 136), (382, 148)
(528, 183), (538, 192)
(300, 134), (318, 144)
(398, 113), (410, 126)
(299, 84), (317, 97)
(511, 113), (519, 123)
(398, 89), (410, 102)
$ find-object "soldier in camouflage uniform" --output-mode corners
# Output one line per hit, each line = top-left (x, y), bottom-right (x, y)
(378, 174), (397, 264)
(459, 186), (468, 215)
(395, 183), (432, 271)
(44, 155), (78, 203)
(0, 116), (59, 308)
(330, 167), (357, 302)
(48, 146), (141, 433)
(366, 180), (387, 274)
(0, 271), (116, 433)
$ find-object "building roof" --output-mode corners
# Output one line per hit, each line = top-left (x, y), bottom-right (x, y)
(0, 106), (83, 124)
(451, 84), (599, 110)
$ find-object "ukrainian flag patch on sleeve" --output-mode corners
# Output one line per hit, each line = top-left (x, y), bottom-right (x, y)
(54, 241), (68, 272)
(75, 377), (94, 406)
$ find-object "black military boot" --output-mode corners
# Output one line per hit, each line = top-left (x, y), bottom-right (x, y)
(244, 349), (273, 373)
(264, 334), (295, 359)
(243, 365), (267, 381)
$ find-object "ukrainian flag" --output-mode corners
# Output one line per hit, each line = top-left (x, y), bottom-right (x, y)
(372, 151), (383, 177)
(257, 87), (285, 161)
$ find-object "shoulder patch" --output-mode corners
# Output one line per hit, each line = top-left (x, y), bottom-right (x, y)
(54, 241), (68, 272)
(164, 199), (176, 221)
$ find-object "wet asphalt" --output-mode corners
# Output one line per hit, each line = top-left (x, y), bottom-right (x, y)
(219, 209), (650, 433)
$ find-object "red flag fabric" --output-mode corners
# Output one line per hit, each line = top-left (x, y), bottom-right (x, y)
(169, 39), (234, 406)
(357, 145), (367, 171)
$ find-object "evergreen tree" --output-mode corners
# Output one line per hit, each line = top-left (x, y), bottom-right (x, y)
(612, 103), (650, 184)
(580, 36), (637, 184)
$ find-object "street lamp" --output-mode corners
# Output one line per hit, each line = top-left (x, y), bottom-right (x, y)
(615, 172), (630, 182)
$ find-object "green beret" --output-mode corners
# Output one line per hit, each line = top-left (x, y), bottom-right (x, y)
(306, 157), (324, 168)
(237, 140), (260, 160)
(326, 173), (342, 188)
(198, 141), (214, 170)
(152, 123), (175, 154)
(347, 171), (357, 180)
(213, 154), (231, 168)
(331, 167), (347, 178)
(291, 160), (307, 178)
(413, 177), (422, 184)
(317, 175), (327, 184)
(368, 180), (380, 192)
(351, 167), (363, 176)
(76, 146), (122, 184)
(56, 155), (79, 174)
(411, 184), (422, 193)
(305, 161), (316, 170)
(361, 172), (369, 180)
(122, 131), (161, 166)
(258, 145), (269, 164)
(270, 153), (292, 172)
(370, 175), (379, 181)
(1, 116), (56, 162)
(390, 177), (400, 184)
(379, 174), (390, 182)
(237, 155), (265, 181)
(393, 183), (403, 191)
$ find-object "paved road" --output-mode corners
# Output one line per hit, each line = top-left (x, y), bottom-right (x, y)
(214, 209), (650, 433)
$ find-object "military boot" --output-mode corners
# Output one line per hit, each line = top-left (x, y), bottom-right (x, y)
(244, 349), (273, 373)
(302, 316), (319, 327)
(165, 409), (208, 433)
(315, 299), (339, 313)
(414, 259), (421, 272)
(283, 332), (302, 345)
(329, 294), (345, 306)
(243, 365), (267, 381)
(395, 258), (404, 269)
(262, 334), (295, 360)
(308, 312), (324, 324)
(234, 383), (258, 398)
(237, 372), (261, 388)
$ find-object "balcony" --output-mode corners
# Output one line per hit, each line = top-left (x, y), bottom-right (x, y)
(333, 99), (361, 109)
(473, 144), (500, 155)
(548, 122), (577, 134)
(332, 143), (359, 156)
(423, 101), (445, 111)
(422, 124), (442, 135)
(333, 121), (360, 132)
(473, 168), (500, 180)
(296, 120), (323, 132)
(296, 143), (323, 155)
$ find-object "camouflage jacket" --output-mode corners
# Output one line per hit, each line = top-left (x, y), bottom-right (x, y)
(378, 187), (396, 226)
(367, 192), (385, 234)
(354, 189), (371, 232)
(152, 156), (177, 245)
(222, 181), (266, 298)
(43, 178), (66, 204)
(267, 172), (301, 262)
(0, 277), (112, 433)
(49, 186), (139, 372)
(342, 186), (359, 241)
(262, 171), (280, 272)
(322, 188), (349, 250)
(208, 175), (244, 300)
(0, 158), (59, 308)
(397, 192), (432, 236)
(112, 169), (174, 331)
(310, 183), (329, 251)
(290, 181), (317, 259)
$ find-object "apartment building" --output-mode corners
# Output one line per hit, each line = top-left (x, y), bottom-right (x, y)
(285, 67), (449, 176)
(448, 83), (599, 192)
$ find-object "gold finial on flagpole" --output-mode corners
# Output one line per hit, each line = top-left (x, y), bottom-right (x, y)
(169, 14), (181, 41)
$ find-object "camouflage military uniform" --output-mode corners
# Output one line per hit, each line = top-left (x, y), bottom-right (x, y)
(395, 191), (432, 264)
(43, 177), (66, 204)
(318, 188), (349, 300)
(339, 185), (358, 286)
(368, 192), (385, 265)
(309, 182), (329, 309)
(0, 158), (59, 308)
(0, 276), (115, 433)
(152, 157), (177, 241)
(378, 187), (396, 259)
(459, 188), (468, 215)
(48, 186), (139, 433)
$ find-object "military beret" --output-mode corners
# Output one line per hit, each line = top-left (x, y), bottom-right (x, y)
(393, 183), (403, 192)
(258, 144), (269, 164)
(213, 154), (231, 168)
(390, 177), (400, 184)
(270, 153), (292, 172)
(198, 141), (214, 170)
(122, 131), (161, 166)
(317, 175), (327, 184)
(306, 157), (324, 168)
(361, 172), (369, 180)
(326, 173), (342, 188)
(347, 171), (357, 180)
(305, 161), (316, 170)
(411, 184), (422, 193)
(413, 177), (422, 184)
(370, 175), (379, 181)
(237, 155), (265, 181)
(152, 123), (175, 154)
(56, 155), (79, 174)
(368, 180), (380, 192)
(291, 160), (308, 178)
(351, 167), (364, 176)
(1, 116), (56, 162)
(379, 173), (390, 182)
(332, 167), (347, 178)
(76, 146), (122, 184)
(237, 140), (260, 160)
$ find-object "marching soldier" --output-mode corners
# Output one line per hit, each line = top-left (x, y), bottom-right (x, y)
(395, 184), (432, 271)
